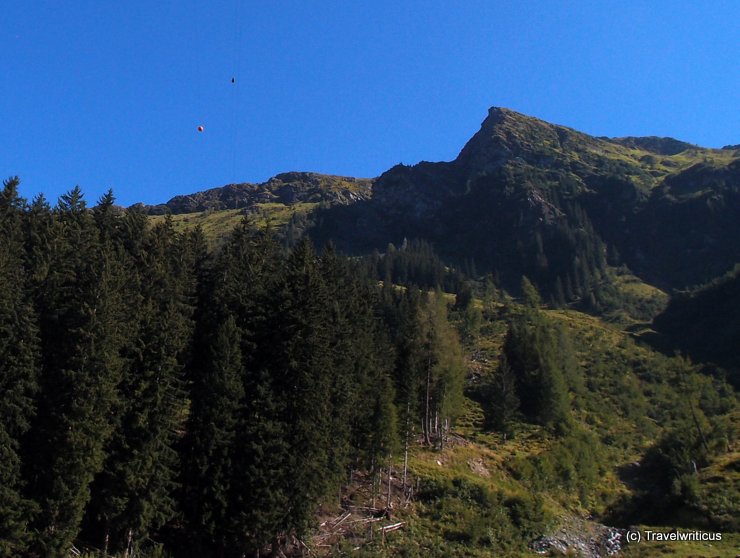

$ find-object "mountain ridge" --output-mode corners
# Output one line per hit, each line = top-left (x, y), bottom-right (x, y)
(134, 171), (373, 215)
(140, 107), (738, 297)
(308, 107), (738, 296)
(139, 107), (727, 216)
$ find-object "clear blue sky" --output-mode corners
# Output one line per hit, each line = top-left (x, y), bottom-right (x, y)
(3, 1), (738, 207)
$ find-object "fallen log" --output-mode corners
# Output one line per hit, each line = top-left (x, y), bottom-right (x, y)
(332, 511), (352, 529)
(379, 522), (405, 534)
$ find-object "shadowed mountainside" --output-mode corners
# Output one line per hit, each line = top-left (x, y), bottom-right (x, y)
(310, 108), (740, 296)
(138, 107), (739, 302)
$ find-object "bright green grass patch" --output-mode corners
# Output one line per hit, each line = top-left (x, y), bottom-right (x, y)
(148, 208), (243, 241)
(401, 439), (556, 557)
(249, 201), (318, 228)
(147, 202), (319, 244)
(614, 273), (667, 303)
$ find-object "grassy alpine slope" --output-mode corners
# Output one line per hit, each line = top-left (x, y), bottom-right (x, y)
(315, 289), (737, 557)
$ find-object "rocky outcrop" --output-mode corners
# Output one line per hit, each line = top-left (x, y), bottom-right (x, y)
(530, 518), (626, 557)
(133, 172), (373, 215)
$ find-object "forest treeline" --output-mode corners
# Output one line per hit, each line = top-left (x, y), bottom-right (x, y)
(0, 178), (466, 558)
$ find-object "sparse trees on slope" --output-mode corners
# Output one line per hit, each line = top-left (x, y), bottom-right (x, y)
(419, 291), (465, 446)
(389, 288), (465, 448)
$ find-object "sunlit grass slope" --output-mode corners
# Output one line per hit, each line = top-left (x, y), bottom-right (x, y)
(148, 202), (318, 244)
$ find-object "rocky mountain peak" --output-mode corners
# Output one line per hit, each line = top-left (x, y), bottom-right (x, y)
(454, 107), (596, 172)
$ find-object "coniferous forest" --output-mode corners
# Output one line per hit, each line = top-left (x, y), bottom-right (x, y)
(0, 178), (471, 557)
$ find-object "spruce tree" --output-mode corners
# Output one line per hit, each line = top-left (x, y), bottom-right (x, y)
(268, 238), (334, 536)
(93, 189), (119, 242)
(320, 247), (398, 477)
(181, 315), (244, 555)
(26, 186), (127, 557)
(486, 354), (520, 438)
(392, 288), (426, 456)
(186, 221), (287, 556)
(24, 193), (54, 299)
(503, 279), (573, 434)
(317, 247), (361, 484)
(0, 177), (39, 555)
(84, 217), (195, 556)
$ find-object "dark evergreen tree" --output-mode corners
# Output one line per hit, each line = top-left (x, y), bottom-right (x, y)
(93, 189), (119, 241)
(320, 247), (398, 477)
(485, 354), (520, 439)
(183, 221), (288, 556)
(83, 217), (196, 556)
(503, 279), (573, 434)
(391, 288), (426, 457)
(0, 177), (39, 556)
(26, 187), (128, 557)
(181, 315), (244, 555)
(24, 194), (54, 300)
(268, 239), (335, 536)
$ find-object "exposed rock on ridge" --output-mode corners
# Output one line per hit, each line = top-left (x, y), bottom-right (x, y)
(135, 172), (373, 215)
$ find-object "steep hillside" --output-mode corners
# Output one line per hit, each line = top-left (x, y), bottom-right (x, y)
(630, 160), (740, 287)
(4, 169), (737, 557)
(304, 294), (739, 557)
